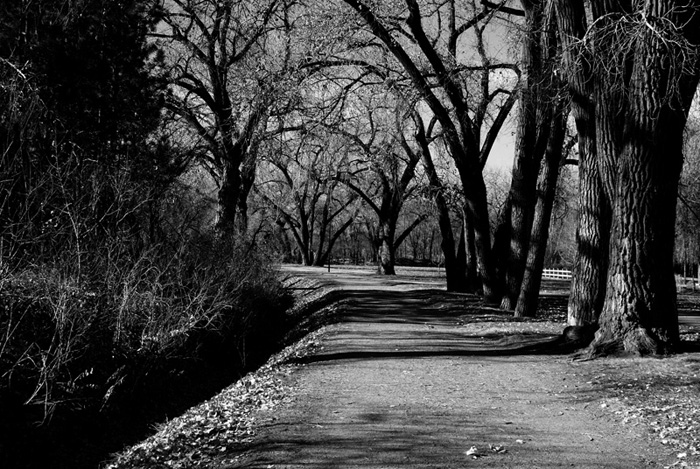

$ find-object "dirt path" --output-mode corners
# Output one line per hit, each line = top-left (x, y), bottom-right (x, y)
(109, 267), (694, 468)
(232, 280), (671, 468)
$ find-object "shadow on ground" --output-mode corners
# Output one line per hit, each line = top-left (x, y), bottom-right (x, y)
(230, 288), (662, 469)
(286, 289), (575, 366)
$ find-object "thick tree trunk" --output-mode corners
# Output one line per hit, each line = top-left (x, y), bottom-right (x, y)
(236, 153), (257, 234)
(456, 217), (467, 283)
(312, 206), (329, 268)
(515, 105), (566, 318)
(492, 194), (512, 285)
(436, 195), (465, 292)
(567, 141), (609, 326)
(300, 217), (313, 266)
(555, 0), (610, 327)
(589, 44), (699, 356)
(500, 156), (541, 310)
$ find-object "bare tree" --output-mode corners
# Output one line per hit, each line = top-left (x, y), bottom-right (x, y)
(497, 0), (560, 310)
(333, 0), (519, 300)
(555, 0), (611, 331)
(556, 0), (700, 355)
(514, 101), (570, 317)
(154, 0), (301, 234)
(325, 90), (427, 274)
(256, 131), (358, 266)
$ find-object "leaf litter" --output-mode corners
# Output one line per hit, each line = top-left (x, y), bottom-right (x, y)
(584, 328), (700, 469)
(106, 275), (330, 469)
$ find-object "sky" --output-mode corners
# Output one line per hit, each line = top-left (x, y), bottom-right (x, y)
(486, 117), (516, 170)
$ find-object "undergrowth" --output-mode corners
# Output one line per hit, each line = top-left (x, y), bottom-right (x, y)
(0, 238), (291, 423)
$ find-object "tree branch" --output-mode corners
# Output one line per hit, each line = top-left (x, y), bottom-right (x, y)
(481, 0), (525, 17)
(394, 214), (427, 250)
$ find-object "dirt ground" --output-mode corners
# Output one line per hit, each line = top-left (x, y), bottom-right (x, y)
(107, 265), (700, 469)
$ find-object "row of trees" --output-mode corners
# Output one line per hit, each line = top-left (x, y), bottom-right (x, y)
(148, 0), (700, 356)
(4, 0), (700, 374)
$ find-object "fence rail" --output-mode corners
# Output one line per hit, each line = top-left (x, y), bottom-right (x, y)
(676, 275), (700, 291)
(542, 269), (572, 280)
(536, 271), (700, 288)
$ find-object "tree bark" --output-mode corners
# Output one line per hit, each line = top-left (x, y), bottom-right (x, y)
(555, 0), (610, 327)
(377, 218), (397, 275)
(463, 169), (500, 302)
(458, 206), (481, 293)
(567, 138), (610, 326)
(590, 54), (699, 356)
(464, 209), (480, 292)
(515, 102), (567, 317)
(421, 149), (466, 292)
(217, 159), (243, 234)
(500, 0), (552, 310)
(587, 1), (700, 355)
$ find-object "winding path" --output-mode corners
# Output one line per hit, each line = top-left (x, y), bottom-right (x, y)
(233, 267), (669, 468)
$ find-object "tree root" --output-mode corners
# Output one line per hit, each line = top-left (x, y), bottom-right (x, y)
(582, 327), (676, 359)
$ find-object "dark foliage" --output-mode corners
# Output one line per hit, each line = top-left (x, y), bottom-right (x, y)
(0, 2), (295, 468)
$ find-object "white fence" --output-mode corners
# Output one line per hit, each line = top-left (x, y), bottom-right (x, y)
(676, 275), (700, 292)
(542, 269), (572, 280)
(538, 271), (698, 287)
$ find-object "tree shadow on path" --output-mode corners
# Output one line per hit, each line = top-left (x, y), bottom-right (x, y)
(232, 288), (665, 469)
(286, 288), (579, 366)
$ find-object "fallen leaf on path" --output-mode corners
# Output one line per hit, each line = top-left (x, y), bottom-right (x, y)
(465, 446), (480, 457)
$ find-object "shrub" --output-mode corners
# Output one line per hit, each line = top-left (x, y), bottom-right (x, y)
(0, 234), (291, 422)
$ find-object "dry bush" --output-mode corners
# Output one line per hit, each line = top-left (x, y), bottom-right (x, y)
(0, 53), (291, 431)
(0, 233), (291, 422)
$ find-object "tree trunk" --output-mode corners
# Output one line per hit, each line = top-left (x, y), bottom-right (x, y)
(515, 104), (566, 317)
(421, 145), (466, 292)
(567, 4), (631, 329)
(216, 160), (241, 234)
(463, 170), (499, 302)
(436, 196), (465, 292)
(377, 219), (397, 275)
(589, 36), (699, 355)
(300, 215), (313, 266)
(492, 194), (512, 286)
(567, 141), (610, 326)
(500, 156), (541, 310)
(465, 211), (479, 293)
(555, 0), (610, 328)
(500, 0), (551, 310)
(236, 152), (258, 234)
(458, 206), (480, 293)
(456, 216), (467, 283)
